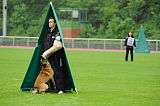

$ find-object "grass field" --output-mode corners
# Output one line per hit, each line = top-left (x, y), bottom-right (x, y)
(0, 48), (160, 106)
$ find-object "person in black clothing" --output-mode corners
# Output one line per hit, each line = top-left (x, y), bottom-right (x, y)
(41, 17), (72, 94)
(124, 32), (136, 61)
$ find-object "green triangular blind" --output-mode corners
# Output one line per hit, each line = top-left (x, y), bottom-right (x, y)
(21, 2), (76, 92)
(135, 26), (150, 53)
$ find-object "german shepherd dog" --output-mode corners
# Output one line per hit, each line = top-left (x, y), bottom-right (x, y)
(30, 57), (55, 94)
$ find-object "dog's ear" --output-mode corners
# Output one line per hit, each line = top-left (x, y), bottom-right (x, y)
(40, 55), (48, 63)
(40, 56), (44, 66)
(40, 55), (45, 60)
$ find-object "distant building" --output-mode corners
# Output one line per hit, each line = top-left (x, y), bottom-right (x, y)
(59, 8), (87, 38)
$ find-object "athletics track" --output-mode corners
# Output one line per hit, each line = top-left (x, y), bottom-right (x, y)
(0, 46), (160, 53)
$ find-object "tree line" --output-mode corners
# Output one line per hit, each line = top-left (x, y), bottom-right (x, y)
(0, 0), (160, 39)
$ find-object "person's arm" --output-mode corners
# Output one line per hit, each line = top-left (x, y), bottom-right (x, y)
(42, 35), (62, 59)
(133, 39), (136, 47)
(124, 38), (127, 47)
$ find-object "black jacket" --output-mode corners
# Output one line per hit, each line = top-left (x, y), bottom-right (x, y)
(41, 28), (73, 91)
(124, 37), (136, 48)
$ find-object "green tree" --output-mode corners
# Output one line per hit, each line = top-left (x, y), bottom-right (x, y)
(8, 3), (28, 36)
(5, 0), (160, 39)
(80, 24), (96, 38)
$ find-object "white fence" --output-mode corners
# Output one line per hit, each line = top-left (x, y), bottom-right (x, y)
(0, 36), (159, 51)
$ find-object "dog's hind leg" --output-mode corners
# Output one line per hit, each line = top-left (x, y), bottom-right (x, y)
(39, 83), (48, 93)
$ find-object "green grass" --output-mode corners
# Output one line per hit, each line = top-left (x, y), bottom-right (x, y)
(0, 48), (160, 106)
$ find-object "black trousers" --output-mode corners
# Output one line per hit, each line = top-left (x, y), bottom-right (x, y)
(46, 52), (65, 92)
(49, 58), (65, 92)
(125, 47), (134, 61)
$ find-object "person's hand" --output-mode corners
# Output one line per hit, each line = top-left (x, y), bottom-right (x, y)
(56, 36), (60, 41)
(41, 54), (47, 59)
(63, 44), (65, 48)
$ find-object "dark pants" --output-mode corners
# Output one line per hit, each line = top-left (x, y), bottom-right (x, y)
(45, 49), (65, 92)
(47, 57), (65, 92)
(125, 47), (134, 61)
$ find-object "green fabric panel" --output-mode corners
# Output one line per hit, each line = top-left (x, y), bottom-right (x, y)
(21, 46), (41, 90)
(135, 27), (150, 53)
(21, 3), (76, 91)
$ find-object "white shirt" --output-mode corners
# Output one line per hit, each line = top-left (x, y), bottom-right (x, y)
(127, 37), (134, 46)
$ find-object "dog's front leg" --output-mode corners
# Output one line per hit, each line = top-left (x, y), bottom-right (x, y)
(50, 77), (56, 89)
(30, 88), (38, 94)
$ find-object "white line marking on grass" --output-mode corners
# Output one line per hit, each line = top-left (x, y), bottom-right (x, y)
(12, 78), (21, 80)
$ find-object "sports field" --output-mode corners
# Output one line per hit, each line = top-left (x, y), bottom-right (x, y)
(0, 48), (159, 106)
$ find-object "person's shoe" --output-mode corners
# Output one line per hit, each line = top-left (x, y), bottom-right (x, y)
(58, 91), (64, 94)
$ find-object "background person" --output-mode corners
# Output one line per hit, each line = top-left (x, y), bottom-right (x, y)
(124, 32), (136, 61)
